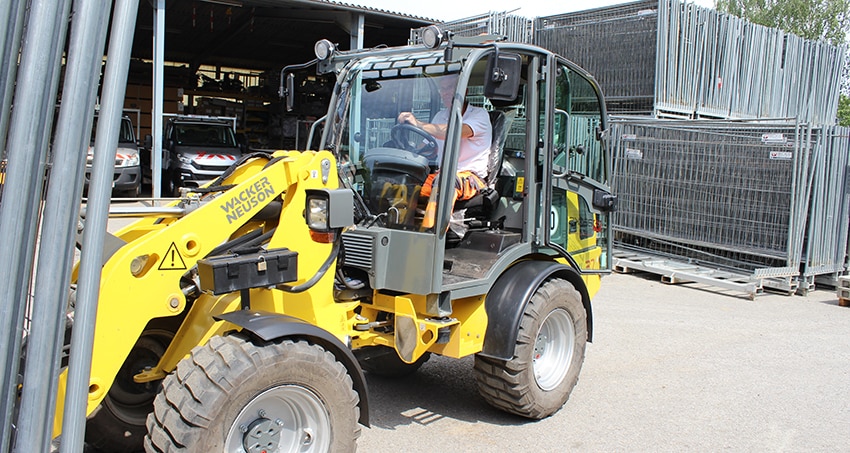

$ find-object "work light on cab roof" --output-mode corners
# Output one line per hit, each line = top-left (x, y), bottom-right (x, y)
(421, 25), (444, 49)
(314, 39), (336, 61)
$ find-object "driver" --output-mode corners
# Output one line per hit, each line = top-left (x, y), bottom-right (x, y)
(396, 74), (492, 229)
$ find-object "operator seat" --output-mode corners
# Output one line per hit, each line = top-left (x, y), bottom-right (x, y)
(455, 108), (516, 220)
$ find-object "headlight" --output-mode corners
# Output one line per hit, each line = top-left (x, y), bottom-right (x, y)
(116, 152), (140, 167)
(176, 154), (194, 164)
(306, 196), (330, 231)
(305, 188), (354, 232)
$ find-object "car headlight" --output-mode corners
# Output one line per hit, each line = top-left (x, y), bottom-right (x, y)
(116, 152), (140, 167)
(176, 154), (194, 164)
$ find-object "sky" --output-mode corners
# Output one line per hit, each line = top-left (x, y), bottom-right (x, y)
(351, 0), (716, 22)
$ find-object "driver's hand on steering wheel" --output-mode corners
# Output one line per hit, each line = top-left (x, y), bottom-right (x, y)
(397, 112), (420, 127)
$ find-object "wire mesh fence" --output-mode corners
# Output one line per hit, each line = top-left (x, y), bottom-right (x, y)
(536, 1), (659, 114)
(533, 0), (847, 122)
(655, 0), (847, 122)
(801, 126), (850, 290)
(610, 118), (850, 294)
(410, 11), (533, 45)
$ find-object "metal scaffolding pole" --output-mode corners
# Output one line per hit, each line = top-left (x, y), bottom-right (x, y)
(0, 0), (71, 450)
(13, 0), (111, 450)
(152, 0), (165, 198)
(60, 0), (139, 451)
(0, 0), (27, 158)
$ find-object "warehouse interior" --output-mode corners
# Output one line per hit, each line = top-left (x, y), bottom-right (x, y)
(122, 0), (432, 149)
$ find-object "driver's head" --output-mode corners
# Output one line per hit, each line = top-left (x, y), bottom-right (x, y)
(437, 74), (459, 108)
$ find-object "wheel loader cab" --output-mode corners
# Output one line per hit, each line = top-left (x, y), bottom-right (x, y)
(324, 42), (613, 300)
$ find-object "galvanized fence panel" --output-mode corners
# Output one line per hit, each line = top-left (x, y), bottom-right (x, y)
(611, 118), (850, 295)
(610, 119), (813, 280)
(531, 0), (846, 123)
(801, 126), (850, 284)
(0, 0), (131, 450)
(410, 11), (533, 45)
(653, 0), (846, 122)
(536, 1), (658, 114)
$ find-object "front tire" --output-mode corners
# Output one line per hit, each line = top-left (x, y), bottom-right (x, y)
(162, 168), (179, 197)
(473, 278), (586, 419)
(144, 335), (361, 452)
(84, 327), (173, 452)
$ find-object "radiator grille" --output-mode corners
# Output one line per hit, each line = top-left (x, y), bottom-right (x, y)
(341, 232), (374, 269)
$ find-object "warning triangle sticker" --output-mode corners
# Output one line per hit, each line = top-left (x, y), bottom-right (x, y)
(158, 242), (187, 270)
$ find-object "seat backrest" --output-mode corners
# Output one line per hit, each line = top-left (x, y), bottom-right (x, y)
(485, 109), (515, 187)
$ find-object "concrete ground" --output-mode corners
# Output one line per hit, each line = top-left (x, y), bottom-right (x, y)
(357, 272), (850, 452)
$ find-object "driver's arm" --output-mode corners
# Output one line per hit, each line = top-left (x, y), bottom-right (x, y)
(397, 112), (474, 139)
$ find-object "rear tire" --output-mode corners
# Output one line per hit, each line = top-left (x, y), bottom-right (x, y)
(473, 278), (586, 419)
(144, 335), (361, 452)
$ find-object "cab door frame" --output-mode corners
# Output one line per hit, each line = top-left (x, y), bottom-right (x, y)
(540, 55), (615, 274)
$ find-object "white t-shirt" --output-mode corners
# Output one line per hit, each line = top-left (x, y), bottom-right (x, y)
(431, 105), (492, 179)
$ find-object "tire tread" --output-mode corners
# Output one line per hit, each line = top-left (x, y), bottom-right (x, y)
(144, 335), (361, 452)
(473, 278), (586, 419)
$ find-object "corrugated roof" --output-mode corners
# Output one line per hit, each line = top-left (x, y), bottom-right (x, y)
(131, 0), (434, 71)
(307, 0), (439, 22)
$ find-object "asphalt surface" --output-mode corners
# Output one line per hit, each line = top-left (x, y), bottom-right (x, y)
(103, 204), (850, 452)
(356, 272), (850, 452)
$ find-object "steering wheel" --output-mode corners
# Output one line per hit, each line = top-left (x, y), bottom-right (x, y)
(390, 123), (439, 161)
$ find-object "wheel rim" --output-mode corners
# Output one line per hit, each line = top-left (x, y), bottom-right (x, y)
(532, 308), (575, 391)
(225, 385), (331, 453)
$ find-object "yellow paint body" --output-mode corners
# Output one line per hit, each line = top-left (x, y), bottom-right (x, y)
(53, 151), (607, 438)
(53, 151), (355, 436)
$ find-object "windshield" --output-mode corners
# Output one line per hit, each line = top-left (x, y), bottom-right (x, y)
(91, 116), (136, 144)
(172, 123), (237, 147)
(330, 54), (476, 231)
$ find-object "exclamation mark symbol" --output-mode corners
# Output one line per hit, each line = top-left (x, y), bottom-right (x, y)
(158, 242), (187, 271)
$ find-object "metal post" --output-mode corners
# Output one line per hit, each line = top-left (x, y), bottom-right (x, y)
(0, 0), (71, 450)
(152, 0), (165, 198)
(60, 0), (139, 450)
(0, 0), (27, 158)
(13, 0), (111, 450)
(350, 13), (364, 50)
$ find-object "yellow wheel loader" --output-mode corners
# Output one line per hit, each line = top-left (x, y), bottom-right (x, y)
(56, 26), (617, 452)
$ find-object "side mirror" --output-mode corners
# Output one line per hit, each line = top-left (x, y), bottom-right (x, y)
(484, 52), (521, 102)
(285, 73), (295, 112)
(235, 133), (248, 152)
(593, 189), (618, 212)
(144, 134), (152, 150)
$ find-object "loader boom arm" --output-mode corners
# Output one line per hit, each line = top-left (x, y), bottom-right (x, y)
(54, 150), (343, 436)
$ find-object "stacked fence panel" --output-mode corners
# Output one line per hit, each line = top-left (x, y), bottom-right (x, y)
(610, 119), (814, 279)
(411, 11), (533, 45)
(535, 1), (658, 115)
(654, 0), (846, 122)
(801, 126), (850, 286)
(611, 119), (850, 292)
(531, 0), (846, 123)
